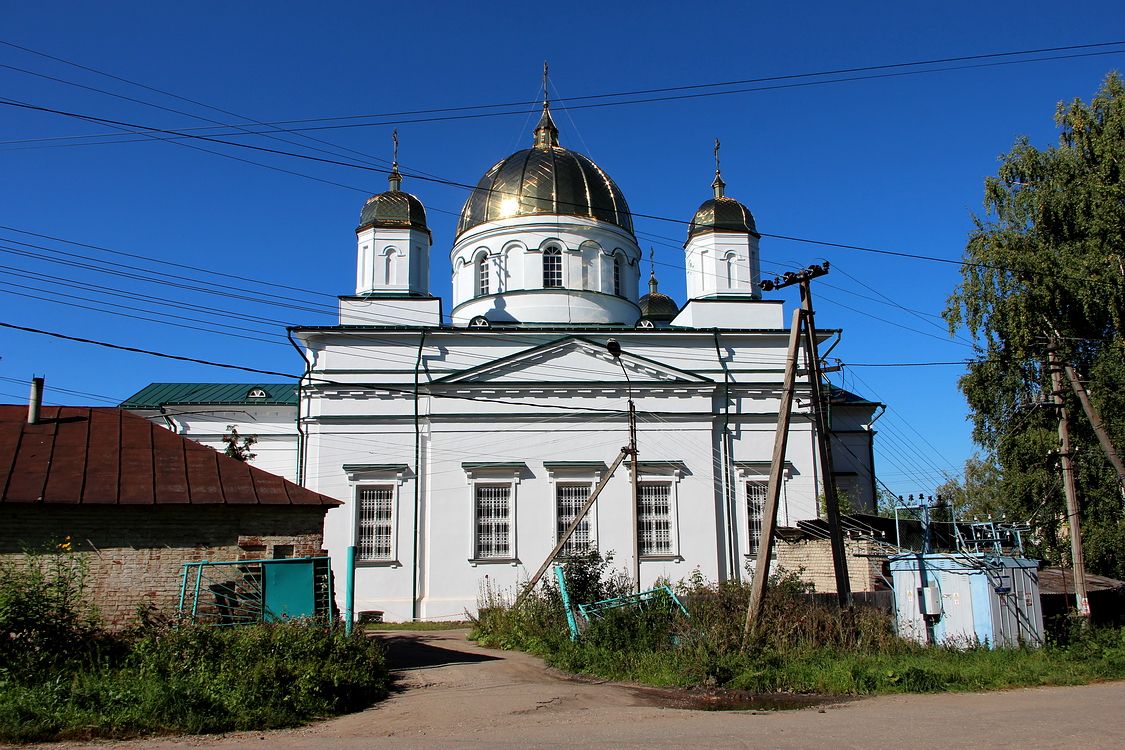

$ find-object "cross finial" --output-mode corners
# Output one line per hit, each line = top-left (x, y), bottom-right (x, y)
(388, 129), (402, 192)
(711, 137), (726, 199)
(533, 62), (559, 149)
(648, 247), (658, 294)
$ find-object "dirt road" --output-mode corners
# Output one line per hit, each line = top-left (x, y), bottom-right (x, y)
(44, 629), (1125, 749)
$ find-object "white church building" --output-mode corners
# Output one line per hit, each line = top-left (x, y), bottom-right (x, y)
(124, 101), (880, 621)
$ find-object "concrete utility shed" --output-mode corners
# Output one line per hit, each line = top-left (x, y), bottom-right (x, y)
(0, 403), (340, 628)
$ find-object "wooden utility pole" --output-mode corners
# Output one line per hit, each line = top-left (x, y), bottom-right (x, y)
(629, 397), (641, 593)
(745, 263), (853, 638)
(1063, 363), (1125, 494)
(797, 266), (852, 607)
(516, 339), (641, 606)
(744, 307), (803, 638)
(1048, 340), (1091, 618)
(516, 447), (630, 607)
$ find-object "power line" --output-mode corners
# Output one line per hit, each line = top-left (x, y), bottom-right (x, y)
(0, 319), (687, 415)
(845, 360), (970, 367)
(7, 92), (1112, 289)
(0, 320), (298, 377)
(3, 40), (1123, 147)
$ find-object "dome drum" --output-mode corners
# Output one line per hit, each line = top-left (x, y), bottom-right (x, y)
(452, 289), (641, 327)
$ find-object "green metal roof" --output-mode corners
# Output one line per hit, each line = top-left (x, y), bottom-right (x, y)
(121, 382), (299, 409)
(828, 385), (881, 407)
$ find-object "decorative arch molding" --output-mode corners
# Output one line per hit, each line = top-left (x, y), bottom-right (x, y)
(533, 237), (566, 253)
(383, 247), (400, 287)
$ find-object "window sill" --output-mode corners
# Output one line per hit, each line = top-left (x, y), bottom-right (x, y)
(640, 554), (683, 562)
(357, 559), (401, 568)
(468, 558), (520, 567)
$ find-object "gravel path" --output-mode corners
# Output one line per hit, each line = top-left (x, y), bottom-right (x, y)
(33, 629), (1125, 750)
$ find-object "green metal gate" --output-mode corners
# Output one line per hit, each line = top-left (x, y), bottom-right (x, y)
(178, 557), (333, 625)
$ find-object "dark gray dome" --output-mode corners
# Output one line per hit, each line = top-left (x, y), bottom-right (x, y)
(637, 272), (679, 323)
(456, 105), (634, 238)
(638, 291), (679, 321)
(358, 179), (429, 234)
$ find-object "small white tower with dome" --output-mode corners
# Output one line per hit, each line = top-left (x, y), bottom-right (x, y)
(354, 132), (432, 298)
(683, 140), (761, 301)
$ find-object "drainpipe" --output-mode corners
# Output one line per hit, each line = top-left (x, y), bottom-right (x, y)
(411, 330), (427, 621)
(287, 329), (312, 487)
(712, 331), (739, 581)
(28, 376), (43, 424)
(866, 404), (885, 512)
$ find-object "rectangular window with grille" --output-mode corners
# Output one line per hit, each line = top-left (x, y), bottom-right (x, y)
(613, 256), (622, 296)
(357, 486), (394, 561)
(556, 482), (593, 556)
(543, 249), (562, 288)
(475, 484), (512, 559)
(637, 481), (673, 556)
(746, 480), (767, 557)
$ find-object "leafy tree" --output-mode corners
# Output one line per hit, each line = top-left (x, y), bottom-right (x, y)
(222, 425), (258, 462)
(935, 455), (1006, 521)
(945, 73), (1125, 577)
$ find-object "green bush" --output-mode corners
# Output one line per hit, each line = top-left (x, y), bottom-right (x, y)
(0, 545), (390, 743)
(0, 543), (115, 682)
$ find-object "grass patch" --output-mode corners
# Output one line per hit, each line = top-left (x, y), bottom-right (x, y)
(471, 553), (1125, 696)
(0, 547), (389, 743)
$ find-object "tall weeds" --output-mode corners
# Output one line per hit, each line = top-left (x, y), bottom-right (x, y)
(471, 557), (1125, 695)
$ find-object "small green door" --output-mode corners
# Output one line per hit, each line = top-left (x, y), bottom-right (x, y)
(262, 560), (316, 621)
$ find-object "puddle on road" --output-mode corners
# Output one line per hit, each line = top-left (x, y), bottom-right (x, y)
(632, 686), (852, 713)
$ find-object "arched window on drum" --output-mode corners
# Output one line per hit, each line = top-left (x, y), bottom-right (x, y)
(543, 246), (563, 288)
(476, 251), (490, 296)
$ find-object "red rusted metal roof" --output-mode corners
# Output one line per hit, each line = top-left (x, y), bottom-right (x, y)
(0, 405), (340, 506)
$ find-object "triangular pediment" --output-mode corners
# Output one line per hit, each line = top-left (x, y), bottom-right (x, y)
(433, 337), (712, 385)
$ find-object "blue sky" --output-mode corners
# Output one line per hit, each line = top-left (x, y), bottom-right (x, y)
(2, 1), (1122, 497)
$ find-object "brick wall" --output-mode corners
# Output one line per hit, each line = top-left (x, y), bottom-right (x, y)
(1, 505), (329, 628)
(774, 537), (887, 593)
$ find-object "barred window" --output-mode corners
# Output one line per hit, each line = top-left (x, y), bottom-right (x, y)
(637, 482), (673, 556)
(475, 484), (512, 559)
(543, 247), (562, 288)
(556, 482), (593, 556)
(477, 252), (490, 295)
(357, 486), (394, 561)
(613, 255), (622, 296)
(747, 481), (767, 557)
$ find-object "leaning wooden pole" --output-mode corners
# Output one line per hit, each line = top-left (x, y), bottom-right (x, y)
(1064, 363), (1125, 494)
(1048, 342), (1091, 618)
(800, 277), (852, 607)
(515, 447), (630, 608)
(743, 307), (804, 640)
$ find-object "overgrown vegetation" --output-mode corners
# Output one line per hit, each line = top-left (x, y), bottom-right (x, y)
(472, 553), (1125, 696)
(943, 72), (1125, 578)
(0, 547), (389, 743)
